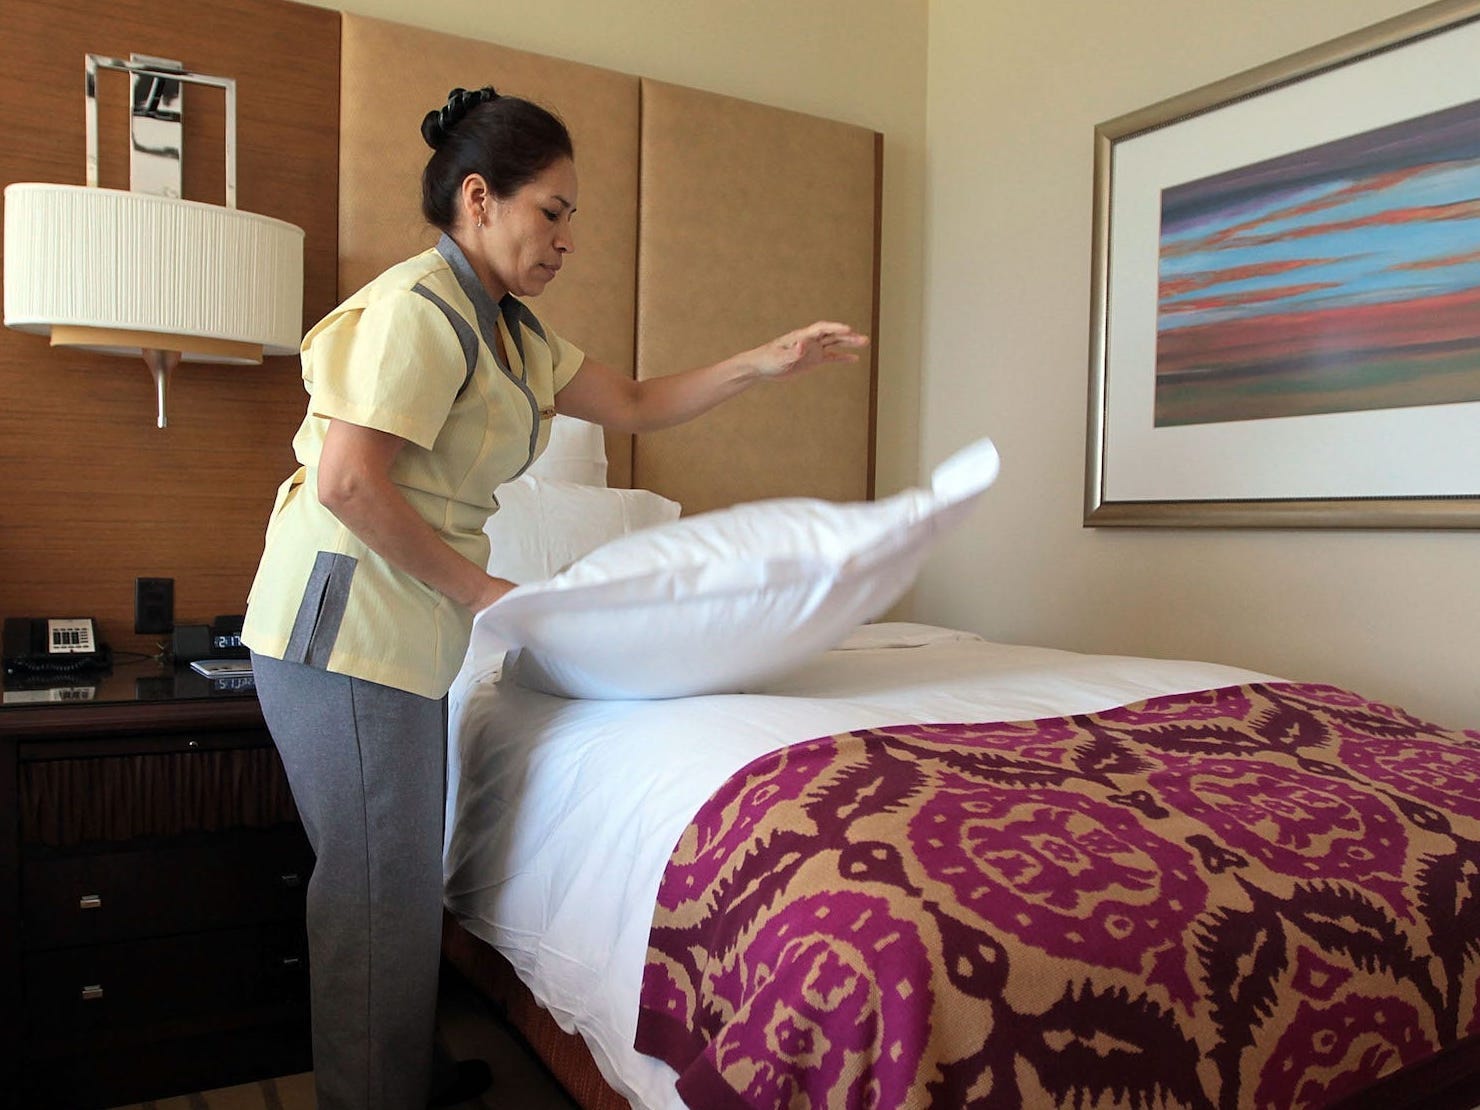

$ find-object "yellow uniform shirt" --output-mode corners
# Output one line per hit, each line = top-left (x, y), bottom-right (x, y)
(243, 235), (585, 698)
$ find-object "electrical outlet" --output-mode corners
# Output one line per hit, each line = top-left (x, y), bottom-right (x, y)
(135, 576), (175, 634)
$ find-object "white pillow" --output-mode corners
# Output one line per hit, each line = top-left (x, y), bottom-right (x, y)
(472, 436), (1001, 700)
(484, 476), (682, 585)
(527, 414), (608, 486)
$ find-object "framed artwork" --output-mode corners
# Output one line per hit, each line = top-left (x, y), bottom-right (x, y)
(1085, 0), (1480, 528)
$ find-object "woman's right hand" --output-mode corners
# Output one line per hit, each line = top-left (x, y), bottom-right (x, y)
(468, 575), (517, 614)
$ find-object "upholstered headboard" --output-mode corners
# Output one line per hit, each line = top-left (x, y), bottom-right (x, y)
(338, 13), (880, 512)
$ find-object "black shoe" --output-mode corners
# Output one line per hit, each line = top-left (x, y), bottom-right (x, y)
(428, 1058), (493, 1108)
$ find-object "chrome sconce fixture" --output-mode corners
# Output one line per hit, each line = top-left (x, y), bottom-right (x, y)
(2, 54), (304, 427)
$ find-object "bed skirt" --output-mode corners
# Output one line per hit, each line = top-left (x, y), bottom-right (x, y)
(441, 913), (630, 1110)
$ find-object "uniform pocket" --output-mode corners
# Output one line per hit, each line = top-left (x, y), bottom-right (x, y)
(283, 551), (357, 668)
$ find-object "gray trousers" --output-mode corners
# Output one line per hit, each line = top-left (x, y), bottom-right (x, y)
(252, 652), (448, 1110)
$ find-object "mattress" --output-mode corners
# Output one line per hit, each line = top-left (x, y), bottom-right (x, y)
(442, 623), (1274, 1108)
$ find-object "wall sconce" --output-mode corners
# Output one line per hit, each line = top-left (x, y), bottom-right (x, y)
(2, 54), (304, 427)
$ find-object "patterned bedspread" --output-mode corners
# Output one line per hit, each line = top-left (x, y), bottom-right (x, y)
(635, 682), (1480, 1109)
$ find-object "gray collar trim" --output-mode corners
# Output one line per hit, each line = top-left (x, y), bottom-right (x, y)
(434, 233), (526, 369)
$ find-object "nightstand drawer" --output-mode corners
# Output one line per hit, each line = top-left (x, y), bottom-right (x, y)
(20, 742), (298, 847)
(22, 922), (308, 1040)
(22, 826), (313, 949)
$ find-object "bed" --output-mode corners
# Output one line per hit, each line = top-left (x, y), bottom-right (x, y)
(435, 420), (1480, 1110)
(443, 615), (1480, 1109)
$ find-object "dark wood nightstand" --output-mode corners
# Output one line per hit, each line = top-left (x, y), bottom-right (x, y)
(0, 660), (312, 1109)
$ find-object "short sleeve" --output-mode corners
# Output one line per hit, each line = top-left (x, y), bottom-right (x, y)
(548, 327), (586, 394)
(304, 289), (467, 450)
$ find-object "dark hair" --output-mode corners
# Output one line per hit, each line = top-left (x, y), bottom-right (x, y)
(420, 86), (574, 230)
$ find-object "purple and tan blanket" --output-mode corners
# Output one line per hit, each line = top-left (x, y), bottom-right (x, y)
(635, 682), (1480, 1109)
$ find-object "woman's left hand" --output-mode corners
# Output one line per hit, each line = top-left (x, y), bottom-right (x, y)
(555, 320), (870, 433)
(751, 321), (870, 380)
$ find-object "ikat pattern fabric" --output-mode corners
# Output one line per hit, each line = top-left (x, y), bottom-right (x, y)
(635, 683), (1480, 1109)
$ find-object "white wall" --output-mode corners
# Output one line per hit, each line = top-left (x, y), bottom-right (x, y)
(921, 0), (1480, 727)
(298, 0), (929, 504)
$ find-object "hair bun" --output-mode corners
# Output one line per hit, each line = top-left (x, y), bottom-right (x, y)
(421, 85), (500, 150)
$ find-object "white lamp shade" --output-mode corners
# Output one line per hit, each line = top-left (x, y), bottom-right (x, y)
(3, 182), (304, 364)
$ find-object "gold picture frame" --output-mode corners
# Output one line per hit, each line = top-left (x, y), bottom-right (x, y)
(1085, 0), (1480, 528)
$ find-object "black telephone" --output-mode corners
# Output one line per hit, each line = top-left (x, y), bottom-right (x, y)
(3, 617), (113, 676)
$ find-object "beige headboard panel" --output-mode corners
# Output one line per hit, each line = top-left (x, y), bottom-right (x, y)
(338, 13), (639, 486)
(634, 80), (879, 513)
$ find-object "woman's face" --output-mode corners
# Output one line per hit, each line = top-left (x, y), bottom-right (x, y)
(479, 157), (578, 299)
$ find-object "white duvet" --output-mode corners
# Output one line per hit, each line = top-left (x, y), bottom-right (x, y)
(442, 624), (1275, 1109)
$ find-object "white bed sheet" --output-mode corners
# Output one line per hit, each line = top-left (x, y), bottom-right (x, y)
(442, 624), (1276, 1109)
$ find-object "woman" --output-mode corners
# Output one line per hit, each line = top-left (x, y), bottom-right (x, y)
(242, 86), (867, 1109)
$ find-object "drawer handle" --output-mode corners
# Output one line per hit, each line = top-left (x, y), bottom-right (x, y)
(79, 894), (103, 910)
(281, 956), (302, 969)
(280, 872), (303, 889)
(81, 984), (104, 1001)
(186, 738), (201, 750)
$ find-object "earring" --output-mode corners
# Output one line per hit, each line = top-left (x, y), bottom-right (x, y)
(476, 207), (485, 229)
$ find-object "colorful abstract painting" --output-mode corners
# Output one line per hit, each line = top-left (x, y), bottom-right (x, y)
(1154, 97), (1480, 427)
